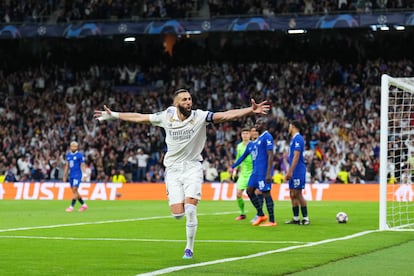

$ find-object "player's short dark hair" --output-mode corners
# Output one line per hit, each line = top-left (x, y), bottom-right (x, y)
(256, 117), (268, 125)
(174, 88), (189, 97)
(241, 126), (250, 132)
(291, 120), (302, 132)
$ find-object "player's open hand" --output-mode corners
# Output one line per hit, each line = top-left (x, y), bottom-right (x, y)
(251, 99), (270, 115)
(94, 105), (116, 121)
(285, 171), (292, 182)
(231, 169), (238, 182)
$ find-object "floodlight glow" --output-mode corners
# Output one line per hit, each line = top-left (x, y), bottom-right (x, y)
(124, 37), (136, 42)
(287, 29), (306, 34)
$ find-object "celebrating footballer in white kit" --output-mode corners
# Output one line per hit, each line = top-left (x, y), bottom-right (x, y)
(94, 88), (270, 259)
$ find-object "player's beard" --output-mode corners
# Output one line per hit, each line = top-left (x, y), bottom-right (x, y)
(178, 105), (192, 118)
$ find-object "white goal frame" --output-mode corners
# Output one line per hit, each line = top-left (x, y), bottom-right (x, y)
(380, 74), (414, 231)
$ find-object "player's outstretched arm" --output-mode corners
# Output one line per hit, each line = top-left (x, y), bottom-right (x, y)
(212, 99), (270, 123)
(232, 144), (252, 169)
(94, 105), (151, 124)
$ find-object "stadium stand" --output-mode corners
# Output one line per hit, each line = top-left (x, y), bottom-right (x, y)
(1, 0), (414, 24)
(1, 58), (408, 183)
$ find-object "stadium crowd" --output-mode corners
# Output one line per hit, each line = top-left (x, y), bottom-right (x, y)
(1, 0), (413, 24)
(1, 58), (413, 184)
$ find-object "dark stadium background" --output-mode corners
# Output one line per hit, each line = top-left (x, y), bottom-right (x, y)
(2, 26), (414, 71)
(1, 0), (414, 71)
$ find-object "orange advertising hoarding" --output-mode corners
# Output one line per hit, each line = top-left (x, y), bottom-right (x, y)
(0, 182), (409, 202)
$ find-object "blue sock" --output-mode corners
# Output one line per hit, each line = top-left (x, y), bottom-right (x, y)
(301, 206), (308, 218)
(264, 195), (275, 223)
(248, 192), (264, 216)
(293, 206), (299, 217)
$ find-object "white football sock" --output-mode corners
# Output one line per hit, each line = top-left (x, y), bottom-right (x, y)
(185, 203), (198, 251)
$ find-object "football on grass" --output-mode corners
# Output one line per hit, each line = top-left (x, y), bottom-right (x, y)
(336, 212), (348, 223)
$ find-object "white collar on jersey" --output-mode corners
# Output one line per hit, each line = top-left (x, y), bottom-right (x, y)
(258, 130), (269, 138)
(172, 107), (195, 122)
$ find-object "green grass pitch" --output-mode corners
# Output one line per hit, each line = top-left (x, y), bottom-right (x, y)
(0, 200), (413, 275)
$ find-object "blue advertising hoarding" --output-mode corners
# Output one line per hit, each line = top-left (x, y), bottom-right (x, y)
(0, 12), (413, 39)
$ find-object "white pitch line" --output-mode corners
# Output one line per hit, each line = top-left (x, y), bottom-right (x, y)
(0, 235), (305, 244)
(0, 216), (171, 233)
(136, 230), (379, 276)
(0, 211), (236, 233)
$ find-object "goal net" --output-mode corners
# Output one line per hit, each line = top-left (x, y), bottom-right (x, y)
(380, 74), (414, 231)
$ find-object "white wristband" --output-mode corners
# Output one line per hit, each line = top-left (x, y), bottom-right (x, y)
(97, 112), (119, 121)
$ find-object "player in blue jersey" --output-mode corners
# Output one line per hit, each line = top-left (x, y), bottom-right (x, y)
(285, 120), (309, 225)
(63, 141), (88, 212)
(232, 117), (276, 226)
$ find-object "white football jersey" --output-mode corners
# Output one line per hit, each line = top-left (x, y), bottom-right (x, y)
(149, 106), (213, 167)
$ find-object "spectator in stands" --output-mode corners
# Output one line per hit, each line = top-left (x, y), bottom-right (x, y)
(83, 160), (94, 182)
(337, 166), (349, 184)
(0, 170), (5, 183)
(119, 156), (133, 182)
(348, 164), (363, 184)
(363, 159), (377, 182)
(126, 149), (138, 182)
(325, 159), (341, 182)
(112, 169), (127, 183)
(103, 149), (118, 177)
(5, 169), (17, 182)
(205, 162), (219, 182)
(49, 161), (60, 180)
(31, 161), (45, 181)
(219, 165), (232, 183)
(17, 155), (32, 180)
(272, 167), (284, 184)
(136, 148), (149, 182)
(145, 165), (157, 182)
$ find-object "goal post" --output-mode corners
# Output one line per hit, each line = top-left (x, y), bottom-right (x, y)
(380, 74), (414, 231)
(379, 74), (388, 230)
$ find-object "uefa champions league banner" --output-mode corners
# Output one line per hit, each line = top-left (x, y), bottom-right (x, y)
(2, 182), (412, 202)
(1, 12), (414, 39)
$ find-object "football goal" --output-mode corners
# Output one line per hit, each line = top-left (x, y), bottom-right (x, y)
(380, 74), (414, 231)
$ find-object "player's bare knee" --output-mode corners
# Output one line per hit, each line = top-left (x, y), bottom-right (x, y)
(172, 213), (185, 220)
(170, 203), (185, 218)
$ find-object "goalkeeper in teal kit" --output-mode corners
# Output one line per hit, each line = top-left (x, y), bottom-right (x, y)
(232, 118), (276, 226)
(232, 126), (256, 221)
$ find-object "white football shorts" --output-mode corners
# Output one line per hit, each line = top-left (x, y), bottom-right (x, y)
(165, 161), (203, 205)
